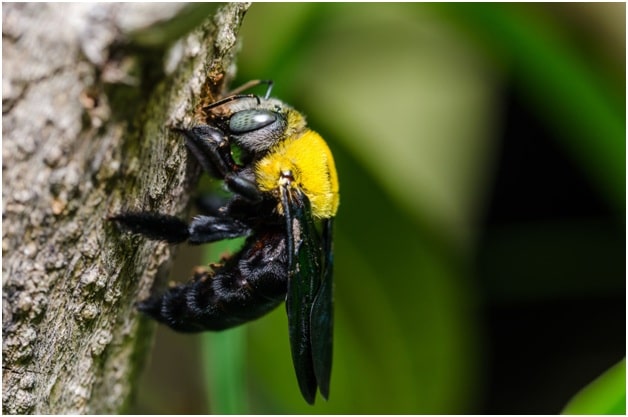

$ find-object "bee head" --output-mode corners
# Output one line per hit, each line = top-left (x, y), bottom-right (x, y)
(207, 96), (307, 155)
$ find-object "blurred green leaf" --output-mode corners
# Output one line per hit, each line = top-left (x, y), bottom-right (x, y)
(201, 328), (247, 414)
(201, 238), (248, 414)
(562, 358), (626, 415)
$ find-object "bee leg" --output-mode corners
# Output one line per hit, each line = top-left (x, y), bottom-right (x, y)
(109, 213), (251, 244)
(176, 125), (264, 202)
(188, 215), (251, 244)
(175, 125), (236, 178)
(108, 212), (190, 243)
(225, 172), (264, 202)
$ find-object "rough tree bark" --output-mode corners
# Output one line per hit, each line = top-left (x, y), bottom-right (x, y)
(2, 3), (249, 413)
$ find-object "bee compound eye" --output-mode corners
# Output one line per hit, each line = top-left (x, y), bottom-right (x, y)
(229, 110), (277, 134)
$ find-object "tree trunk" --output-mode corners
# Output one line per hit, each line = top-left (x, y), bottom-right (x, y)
(2, 3), (249, 413)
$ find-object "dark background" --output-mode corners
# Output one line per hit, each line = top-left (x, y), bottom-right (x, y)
(478, 89), (625, 413)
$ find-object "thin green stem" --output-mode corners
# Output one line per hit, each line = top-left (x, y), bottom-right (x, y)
(201, 328), (248, 414)
(200, 238), (248, 414)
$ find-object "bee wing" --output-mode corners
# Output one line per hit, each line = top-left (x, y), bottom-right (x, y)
(281, 186), (323, 404)
(310, 217), (333, 400)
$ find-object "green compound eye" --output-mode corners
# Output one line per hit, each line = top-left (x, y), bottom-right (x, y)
(229, 109), (277, 133)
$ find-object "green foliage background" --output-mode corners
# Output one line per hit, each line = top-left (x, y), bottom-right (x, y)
(132, 3), (625, 414)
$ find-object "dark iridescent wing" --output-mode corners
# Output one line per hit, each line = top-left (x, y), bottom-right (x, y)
(281, 186), (333, 404)
(310, 217), (333, 400)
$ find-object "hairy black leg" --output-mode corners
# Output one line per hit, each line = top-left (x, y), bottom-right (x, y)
(225, 172), (264, 202)
(137, 228), (289, 332)
(176, 125), (237, 178)
(188, 215), (251, 244)
(109, 213), (190, 243)
(110, 212), (251, 244)
(177, 125), (267, 203)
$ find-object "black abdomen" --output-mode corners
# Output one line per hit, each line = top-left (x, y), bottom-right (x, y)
(138, 229), (288, 332)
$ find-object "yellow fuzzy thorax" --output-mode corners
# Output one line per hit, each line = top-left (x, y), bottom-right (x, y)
(255, 129), (340, 219)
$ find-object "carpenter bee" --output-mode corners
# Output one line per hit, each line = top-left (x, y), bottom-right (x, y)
(110, 80), (339, 404)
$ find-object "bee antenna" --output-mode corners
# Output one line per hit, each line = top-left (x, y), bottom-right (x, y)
(202, 80), (274, 112)
(262, 80), (273, 99)
(203, 94), (255, 112)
